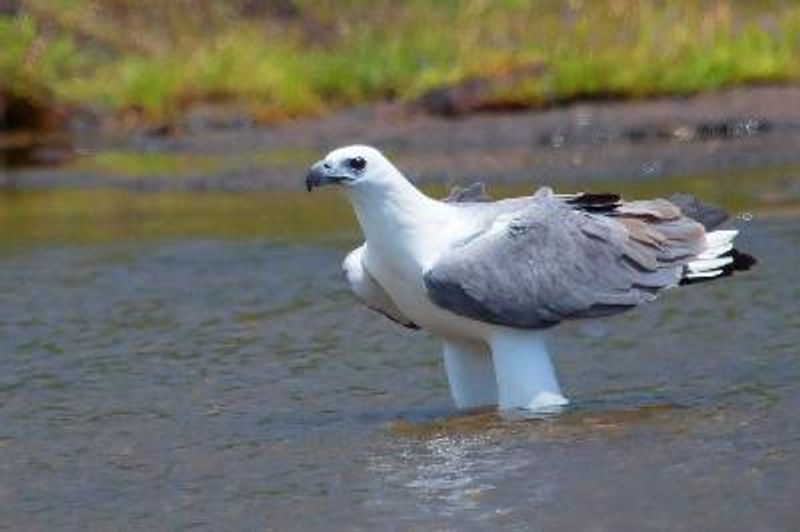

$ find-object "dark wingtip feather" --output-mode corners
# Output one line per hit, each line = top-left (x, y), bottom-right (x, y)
(730, 248), (757, 271)
(566, 192), (621, 213)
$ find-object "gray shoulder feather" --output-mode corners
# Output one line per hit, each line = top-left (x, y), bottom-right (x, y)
(444, 182), (492, 203)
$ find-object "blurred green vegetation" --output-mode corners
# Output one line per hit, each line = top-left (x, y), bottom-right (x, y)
(2, 0), (800, 124)
(69, 147), (318, 178)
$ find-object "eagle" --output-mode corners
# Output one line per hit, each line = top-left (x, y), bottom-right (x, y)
(305, 145), (756, 411)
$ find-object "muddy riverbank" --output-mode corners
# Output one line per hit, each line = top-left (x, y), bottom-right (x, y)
(3, 86), (800, 191)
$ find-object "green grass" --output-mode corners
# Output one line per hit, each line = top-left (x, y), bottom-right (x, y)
(3, 0), (800, 124)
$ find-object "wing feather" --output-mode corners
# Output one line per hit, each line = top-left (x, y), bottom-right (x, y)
(343, 245), (419, 329)
(423, 188), (708, 329)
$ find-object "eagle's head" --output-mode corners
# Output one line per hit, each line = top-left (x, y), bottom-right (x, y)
(305, 145), (400, 192)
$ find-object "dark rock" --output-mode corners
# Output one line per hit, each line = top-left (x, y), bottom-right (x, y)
(417, 63), (548, 116)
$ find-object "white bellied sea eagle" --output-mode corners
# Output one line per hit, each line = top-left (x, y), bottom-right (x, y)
(305, 145), (756, 412)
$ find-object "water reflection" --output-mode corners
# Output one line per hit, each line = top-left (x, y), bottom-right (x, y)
(371, 402), (701, 521)
(368, 431), (530, 518)
(1, 162), (799, 251)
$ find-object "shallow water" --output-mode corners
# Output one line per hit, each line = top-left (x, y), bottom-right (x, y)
(0, 171), (798, 530)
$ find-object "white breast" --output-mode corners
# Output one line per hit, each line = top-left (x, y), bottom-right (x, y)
(361, 223), (493, 341)
(343, 245), (417, 327)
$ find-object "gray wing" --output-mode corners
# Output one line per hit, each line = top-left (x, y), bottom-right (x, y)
(667, 193), (729, 230)
(423, 188), (707, 329)
(343, 245), (419, 329)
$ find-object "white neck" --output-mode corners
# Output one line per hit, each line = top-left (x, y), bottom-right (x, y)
(345, 171), (452, 265)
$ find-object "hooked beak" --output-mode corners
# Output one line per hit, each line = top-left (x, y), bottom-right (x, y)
(305, 161), (350, 192)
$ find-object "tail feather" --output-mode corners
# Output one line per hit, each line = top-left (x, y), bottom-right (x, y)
(697, 242), (732, 259)
(681, 229), (757, 285)
(687, 256), (733, 274)
(704, 229), (738, 248)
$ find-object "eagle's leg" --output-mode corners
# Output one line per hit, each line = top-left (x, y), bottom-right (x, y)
(489, 329), (569, 411)
(442, 338), (497, 409)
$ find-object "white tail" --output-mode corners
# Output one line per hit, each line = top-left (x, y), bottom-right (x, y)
(684, 229), (738, 280)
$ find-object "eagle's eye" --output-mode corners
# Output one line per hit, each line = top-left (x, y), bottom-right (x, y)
(347, 156), (367, 172)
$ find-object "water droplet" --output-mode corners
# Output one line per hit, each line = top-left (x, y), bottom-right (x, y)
(641, 161), (662, 176)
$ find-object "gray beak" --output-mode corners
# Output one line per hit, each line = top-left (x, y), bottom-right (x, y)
(305, 161), (349, 192)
